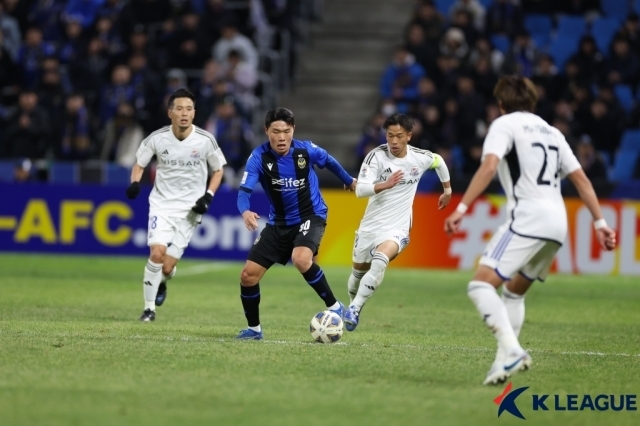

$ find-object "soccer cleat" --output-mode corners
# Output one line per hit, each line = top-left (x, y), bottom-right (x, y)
(155, 282), (167, 306)
(235, 328), (263, 340)
(139, 309), (155, 322)
(483, 351), (532, 385)
(343, 305), (360, 332)
(329, 301), (345, 319)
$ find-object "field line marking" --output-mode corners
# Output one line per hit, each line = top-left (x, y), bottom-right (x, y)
(179, 263), (236, 276)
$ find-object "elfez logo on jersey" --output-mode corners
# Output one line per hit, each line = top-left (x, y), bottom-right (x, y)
(271, 177), (306, 191)
(494, 382), (638, 420)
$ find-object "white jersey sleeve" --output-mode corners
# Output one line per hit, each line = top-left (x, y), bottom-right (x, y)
(358, 150), (382, 184)
(136, 133), (158, 167)
(482, 117), (514, 161)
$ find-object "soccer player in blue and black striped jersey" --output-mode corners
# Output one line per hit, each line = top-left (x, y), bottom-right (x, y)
(235, 107), (357, 340)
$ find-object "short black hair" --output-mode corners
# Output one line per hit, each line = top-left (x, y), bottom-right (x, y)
(264, 107), (295, 128)
(168, 88), (196, 109)
(383, 113), (414, 132)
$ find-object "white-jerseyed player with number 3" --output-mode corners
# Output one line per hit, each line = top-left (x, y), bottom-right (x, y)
(343, 113), (452, 331)
(444, 76), (617, 385)
(126, 88), (227, 322)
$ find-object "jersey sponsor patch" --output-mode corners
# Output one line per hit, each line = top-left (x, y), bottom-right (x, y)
(297, 156), (306, 169)
(410, 167), (419, 176)
(359, 166), (369, 178)
(190, 150), (200, 158)
(240, 171), (248, 185)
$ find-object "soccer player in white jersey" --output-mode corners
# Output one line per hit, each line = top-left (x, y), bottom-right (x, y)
(444, 76), (617, 385)
(342, 113), (452, 331)
(126, 88), (227, 322)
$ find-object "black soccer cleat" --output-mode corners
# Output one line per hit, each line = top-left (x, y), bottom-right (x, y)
(155, 282), (167, 306)
(139, 309), (156, 322)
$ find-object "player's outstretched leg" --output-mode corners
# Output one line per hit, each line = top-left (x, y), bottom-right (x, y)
(156, 266), (176, 307)
(345, 252), (389, 331)
(348, 269), (366, 304)
(236, 260), (266, 340)
(301, 262), (344, 318)
(467, 277), (529, 385)
(141, 259), (163, 321)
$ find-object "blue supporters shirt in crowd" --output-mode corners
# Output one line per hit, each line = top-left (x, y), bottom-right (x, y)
(238, 139), (353, 226)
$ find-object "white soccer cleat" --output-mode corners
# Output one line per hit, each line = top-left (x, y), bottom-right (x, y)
(482, 351), (532, 385)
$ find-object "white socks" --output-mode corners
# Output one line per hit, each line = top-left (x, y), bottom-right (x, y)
(348, 269), (366, 304)
(352, 253), (389, 311)
(493, 286), (526, 364)
(143, 260), (163, 311)
(467, 280), (523, 355)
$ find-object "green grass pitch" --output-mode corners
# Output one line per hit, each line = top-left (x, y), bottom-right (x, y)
(0, 253), (638, 426)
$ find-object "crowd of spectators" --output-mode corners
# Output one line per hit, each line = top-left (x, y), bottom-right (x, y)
(0, 0), (303, 183)
(357, 0), (640, 183)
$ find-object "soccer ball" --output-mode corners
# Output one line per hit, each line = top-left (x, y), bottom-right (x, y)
(309, 310), (343, 344)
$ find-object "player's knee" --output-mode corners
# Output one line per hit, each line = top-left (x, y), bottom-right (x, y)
(162, 264), (174, 276)
(149, 248), (165, 264)
(291, 252), (312, 272)
(240, 267), (259, 286)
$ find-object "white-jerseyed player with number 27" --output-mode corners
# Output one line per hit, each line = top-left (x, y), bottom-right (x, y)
(125, 88), (227, 322)
(343, 113), (452, 331)
(444, 76), (617, 385)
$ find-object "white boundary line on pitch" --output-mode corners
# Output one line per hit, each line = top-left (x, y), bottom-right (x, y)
(178, 263), (237, 276)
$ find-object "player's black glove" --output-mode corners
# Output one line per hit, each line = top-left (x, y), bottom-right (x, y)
(192, 192), (213, 214)
(126, 181), (141, 200)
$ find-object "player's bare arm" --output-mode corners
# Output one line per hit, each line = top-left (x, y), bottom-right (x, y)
(444, 154), (499, 235)
(438, 181), (452, 210)
(344, 178), (357, 191)
(567, 168), (617, 251)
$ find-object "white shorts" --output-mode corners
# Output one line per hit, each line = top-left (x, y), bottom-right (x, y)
(352, 229), (410, 264)
(479, 223), (561, 282)
(147, 212), (199, 260)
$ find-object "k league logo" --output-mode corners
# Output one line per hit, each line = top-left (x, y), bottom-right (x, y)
(494, 382), (638, 420)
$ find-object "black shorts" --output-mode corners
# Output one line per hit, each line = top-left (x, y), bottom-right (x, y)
(247, 216), (326, 269)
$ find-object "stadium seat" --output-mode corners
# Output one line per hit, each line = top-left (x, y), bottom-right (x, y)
(477, 0), (493, 7)
(556, 16), (587, 38)
(591, 17), (622, 54)
(620, 129), (640, 151)
(636, 0), (640, 14)
(614, 84), (634, 112)
(548, 36), (580, 69)
(49, 162), (78, 184)
(524, 14), (553, 36)
(490, 34), (511, 54)
(603, 1), (630, 19)
(532, 33), (550, 50)
(434, 0), (456, 14)
(0, 161), (13, 182)
(610, 150), (640, 182)
(105, 163), (130, 186)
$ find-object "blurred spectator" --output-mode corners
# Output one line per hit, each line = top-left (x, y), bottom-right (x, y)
(29, 0), (67, 41)
(606, 36), (640, 87)
(203, 96), (252, 187)
(439, 27), (469, 64)
(552, 117), (578, 147)
(58, 18), (85, 64)
(449, 0), (485, 31)
(410, 1), (444, 44)
(554, 98), (582, 136)
(471, 55), (498, 100)
(440, 97), (462, 148)
(96, 0), (126, 24)
(99, 64), (136, 124)
(13, 158), (35, 182)
(128, 52), (162, 129)
(555, 59), (586, 100)
(583, 99), (623, 155)
(615, 13), (640, 55)
(533, 82), (554, 124)
(221, 49), (258, 116)
(569, 36), (605, 87)
(521, 0), (553, 15)
(405, 23), (437, 77)
(468, 37), (504, 73)
(502, 30), (541, 77)
(213, 18), (259, 71)
(167, 11), (211, 69)
(58, 93), (93, 160)
(0, 32), (19, 97)
(69, 37), (109, 104)
(575, 135), (608, 183)
(193, 59), (222, 127)
(119, 0), (172, 32)
(0, 1), (21, 61)
(416, 76), (440, 111)
(355, 112), (386, 166)
(451, 9), (479, 48)
(433, 54), (461, 97)
(2, 91), (50, 159)
(3, 0), (30, 35)
(115, 25), (161, 70)
(418, 104), (442, 150)
(559, 0), (600, 15)
(532, 54), (559, 100)
(100, 102), (144, 167)
(94, 16), (123, 56)
(380, 45), (426, 113)
(16, 27), (56, 89)
(36, 57), (69, 140)
(455, 74), (484, 140)
(64, 0), (105, 29)
(485, 0), (523, 38)
(202, 0), (230, 42)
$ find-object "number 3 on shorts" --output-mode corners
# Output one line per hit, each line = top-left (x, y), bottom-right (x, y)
(299, 220), (310, 234)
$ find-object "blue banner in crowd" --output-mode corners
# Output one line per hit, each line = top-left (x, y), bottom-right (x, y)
(0, 184), (270, 260)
